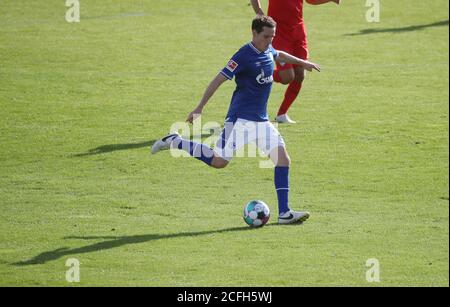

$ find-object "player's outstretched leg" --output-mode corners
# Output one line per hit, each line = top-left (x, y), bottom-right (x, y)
(151, 133), (228, 169)
(270, 146), (310, 224)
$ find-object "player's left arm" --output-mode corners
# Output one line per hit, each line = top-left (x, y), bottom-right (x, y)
(276, 51), (321, 72)
(306, 0), (341, 5)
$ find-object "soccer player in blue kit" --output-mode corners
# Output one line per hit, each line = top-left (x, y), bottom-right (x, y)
(152, 16), (320, 224)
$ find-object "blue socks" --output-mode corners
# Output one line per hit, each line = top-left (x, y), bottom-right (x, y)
(172, 137), (214, 166)
(275, 166), (290, 215)
(171, 138), (290, 214)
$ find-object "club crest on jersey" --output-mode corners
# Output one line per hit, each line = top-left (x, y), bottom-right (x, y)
(226, 60), (238, 72)
(256, 69), (273, 85)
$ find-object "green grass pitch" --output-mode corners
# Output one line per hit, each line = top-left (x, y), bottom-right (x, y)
(0, 0), (448, 286)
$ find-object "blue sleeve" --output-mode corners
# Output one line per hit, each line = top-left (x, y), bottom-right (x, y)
(220, 49), (246, 80)
(270, 45), (278, 60)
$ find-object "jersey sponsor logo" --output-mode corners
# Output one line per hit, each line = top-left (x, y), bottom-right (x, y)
(226, 60), (238, 72)
(256, 69), (273, 85)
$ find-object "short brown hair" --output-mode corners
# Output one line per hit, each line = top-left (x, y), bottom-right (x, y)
(252, 15), (277, 34)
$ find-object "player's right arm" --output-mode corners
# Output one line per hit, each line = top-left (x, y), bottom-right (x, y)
(186, 73), (228, 124)
(250, 0), (265, 16)
(186, 50), (246, 124)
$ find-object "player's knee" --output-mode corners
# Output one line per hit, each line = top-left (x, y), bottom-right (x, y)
(279, 155), (291, 167)
(279, 71), (295, 85)
(295, 72), (305, 84)
(270, 148), (291, 167)
(212, 163), (227, 169)
(279, 76), (293, 85)
(211, 157), (229, 169)
(279, 150), (291, 167)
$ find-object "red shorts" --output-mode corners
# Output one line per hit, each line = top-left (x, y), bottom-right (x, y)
(273, 24), (309, 71)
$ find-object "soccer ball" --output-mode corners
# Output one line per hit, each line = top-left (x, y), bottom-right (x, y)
(243, 200), (270, 227)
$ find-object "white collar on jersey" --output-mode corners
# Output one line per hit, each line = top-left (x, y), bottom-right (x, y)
(248, 42), (263, 54)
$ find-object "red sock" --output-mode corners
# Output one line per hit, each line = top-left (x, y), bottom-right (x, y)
(277, 81), (302, 116)
(273, 70), (281, 83)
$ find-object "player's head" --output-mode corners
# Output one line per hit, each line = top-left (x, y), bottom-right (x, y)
(251, 16), (276, 52)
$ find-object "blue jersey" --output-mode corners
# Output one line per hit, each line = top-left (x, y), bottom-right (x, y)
(220, 43), (278, 122)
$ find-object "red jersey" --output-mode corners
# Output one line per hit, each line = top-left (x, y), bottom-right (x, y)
(268, 0), (304, 29)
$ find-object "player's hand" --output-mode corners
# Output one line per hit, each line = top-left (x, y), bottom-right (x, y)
(186, 107), (203, 124)
(332, 0), (341, 4)
(303, 61), (321, 72)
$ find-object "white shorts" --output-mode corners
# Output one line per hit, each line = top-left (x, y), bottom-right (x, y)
(214, 118), (286, 161)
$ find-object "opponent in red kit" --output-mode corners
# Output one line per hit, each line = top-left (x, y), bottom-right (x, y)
(251, 0), (340, 124)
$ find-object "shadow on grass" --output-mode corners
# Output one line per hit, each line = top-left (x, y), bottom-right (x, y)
(345, 19), (448, 36)
(12, 226), (256, 266)
(72, 140), (157, 157)
(72, 132), (217, 157)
